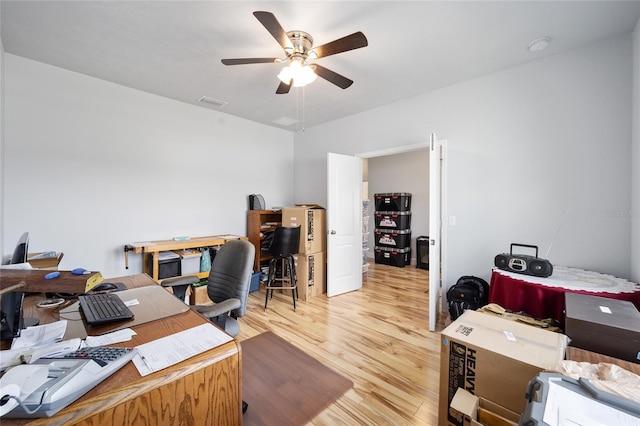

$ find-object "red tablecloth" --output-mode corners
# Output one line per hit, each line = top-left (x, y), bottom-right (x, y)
(488, 266), (640, 327)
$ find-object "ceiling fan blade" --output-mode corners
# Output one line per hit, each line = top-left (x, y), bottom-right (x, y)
(276, 80), (291, 94)
(221, 58), (278, 65)
(253, 11), (294, 52)
(312, 32), (368, 59)
(313, 65), (353, 89)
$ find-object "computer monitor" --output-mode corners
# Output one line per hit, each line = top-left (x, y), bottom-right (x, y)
(10, 232), (29, 264)
(1, 232), (35, 341)
(0, 291), (25, 341)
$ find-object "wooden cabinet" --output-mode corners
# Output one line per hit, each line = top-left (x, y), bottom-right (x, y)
(247, 210), (282, 271)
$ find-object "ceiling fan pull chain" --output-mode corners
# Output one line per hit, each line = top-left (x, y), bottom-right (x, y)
(296, 86), (300, 131)
(302, 86), (306, 132)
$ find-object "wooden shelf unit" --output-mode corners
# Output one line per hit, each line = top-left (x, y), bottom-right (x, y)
(247, 210), (282, 271)
(125, 235), (246, 283)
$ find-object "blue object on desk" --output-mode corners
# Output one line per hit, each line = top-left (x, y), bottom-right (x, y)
(44, 271), (60, 280)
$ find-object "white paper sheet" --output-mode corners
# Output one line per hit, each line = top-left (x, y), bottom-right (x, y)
(9, 320), (67, 350)
(84, 329), (137, 347)
(129, 242), (156, 247)
(132, 323), (233, 376)
(543, 379), (640, 426)
(0, 338), (81, 370)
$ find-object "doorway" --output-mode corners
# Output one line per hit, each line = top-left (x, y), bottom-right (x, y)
(364, 148), (429, 262)
(357, 142), (430, 269)
(326, 140), (446, 331)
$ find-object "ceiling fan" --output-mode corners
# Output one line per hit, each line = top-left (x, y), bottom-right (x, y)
(221, 11), (368, 94)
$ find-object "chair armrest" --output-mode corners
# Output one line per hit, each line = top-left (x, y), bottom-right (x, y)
(161, 275), (200, 288)
(193, 298), (241, 319)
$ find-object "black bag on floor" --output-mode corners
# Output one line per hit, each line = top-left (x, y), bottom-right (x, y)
(447, 276), (490, 320)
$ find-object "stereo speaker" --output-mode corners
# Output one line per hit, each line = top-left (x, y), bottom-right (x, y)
(494, 243), (553, 278)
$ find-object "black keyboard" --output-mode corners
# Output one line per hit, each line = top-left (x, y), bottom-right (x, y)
(78, 293), (134, 325)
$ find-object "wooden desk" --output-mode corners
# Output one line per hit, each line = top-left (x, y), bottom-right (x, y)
(2, 274), (242, 426)
(125, 235), (247, 283)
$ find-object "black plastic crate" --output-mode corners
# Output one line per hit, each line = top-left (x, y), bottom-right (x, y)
(149, 251), (181, 279)
(373, 211), (412, 230)
(374, 193), (412, 212)
(374, 246), (411, 268)
(374, 228), (411, 249)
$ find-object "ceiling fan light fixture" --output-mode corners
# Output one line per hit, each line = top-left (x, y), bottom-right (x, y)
(277, 60), (317, 87)
(221, 12), (367, 94)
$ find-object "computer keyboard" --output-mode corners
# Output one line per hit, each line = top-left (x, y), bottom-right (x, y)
(78, 292), (134, 325)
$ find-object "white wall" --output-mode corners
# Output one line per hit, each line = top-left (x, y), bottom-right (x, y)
(367, 150), (430, 264)
(632, 17), (640, 283)
(294, 35), (634, 289)
(2, 54), (295, 278)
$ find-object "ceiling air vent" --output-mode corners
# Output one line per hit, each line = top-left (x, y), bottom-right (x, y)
(272, 116), (299, 126)
(198, 96), (227, 107)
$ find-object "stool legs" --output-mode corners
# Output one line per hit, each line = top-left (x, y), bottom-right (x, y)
(264, 255), (298, 311)
(264, 258), (276, 311)
(288, 255), (297, 311)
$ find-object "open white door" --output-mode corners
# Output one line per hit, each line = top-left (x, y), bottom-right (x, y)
(429, 134), (443, 331)
(327, 153), (362, 297)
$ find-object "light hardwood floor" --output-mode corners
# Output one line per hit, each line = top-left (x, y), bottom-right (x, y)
(236, 262), (450, 426)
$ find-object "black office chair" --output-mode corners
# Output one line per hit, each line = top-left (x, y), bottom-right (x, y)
(162, 239), (255, 337)
(264, 226), (301, 311)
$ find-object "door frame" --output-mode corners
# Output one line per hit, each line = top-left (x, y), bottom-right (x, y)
(356, 140), (447, 330)
(429, 135), (448, 331)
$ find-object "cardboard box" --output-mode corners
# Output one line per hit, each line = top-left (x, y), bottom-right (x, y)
(449, 388), (520, 426)
(565, 293), (640, 363)
(439, 310), (568, 426)
(27, 251), (64, 270)
(282, 205), (326, 254)
(282, 251), (326, 301)
(189, 283), (212, 305)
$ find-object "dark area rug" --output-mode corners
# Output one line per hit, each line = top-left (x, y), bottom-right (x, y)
(241, 331), (353, 426)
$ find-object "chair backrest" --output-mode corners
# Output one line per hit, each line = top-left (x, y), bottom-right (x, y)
(206, 240), (255, 318)
(267, 226), (301, 257)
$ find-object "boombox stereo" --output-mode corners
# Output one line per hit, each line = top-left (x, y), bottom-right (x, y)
(494, 243), (553, 278)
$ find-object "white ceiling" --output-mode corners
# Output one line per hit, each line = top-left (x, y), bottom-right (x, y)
(2, 1), (640, 131)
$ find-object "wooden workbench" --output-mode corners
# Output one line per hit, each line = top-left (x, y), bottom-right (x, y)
(125, 235), (247, 282)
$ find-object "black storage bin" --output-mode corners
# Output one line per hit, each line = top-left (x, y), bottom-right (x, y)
(374, 246), (411, 268)
(416, 236), (429, 270)
(374, 228), (411, 249)
(150, 251), (181, 279)
(374, 193), (412, 212)
(374, 211), (412, 230)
